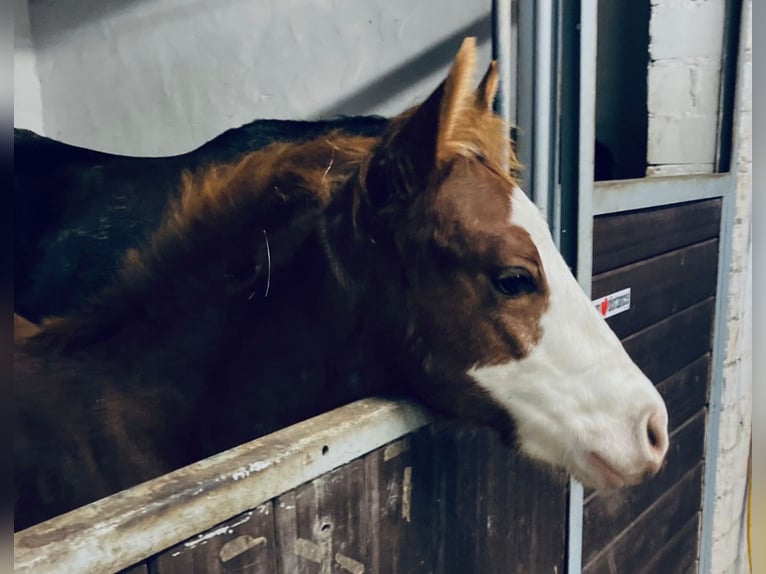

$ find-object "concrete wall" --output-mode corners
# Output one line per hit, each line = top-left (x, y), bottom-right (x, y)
(13, 0), (44, 133)
(711, 1), (752, 572)
(16, 0), (491, 156)
(646, 0), (725, 176)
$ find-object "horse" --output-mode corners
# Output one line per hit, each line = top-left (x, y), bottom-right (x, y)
(14, 116), (389, 324)
(14, 38), (669, 531)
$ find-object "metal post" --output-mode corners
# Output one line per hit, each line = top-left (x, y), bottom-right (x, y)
(567, 1), (598, 573)
(492, 0), (513, 126)
(575, 0), (597, 297)
(533, 0), (555, 222)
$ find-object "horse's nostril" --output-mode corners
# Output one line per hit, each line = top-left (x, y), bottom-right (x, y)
(645, 412), (668, 462)
(647, 422), (658, 448)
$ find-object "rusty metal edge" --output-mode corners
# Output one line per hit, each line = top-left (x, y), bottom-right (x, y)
(14, 397), (431, 574)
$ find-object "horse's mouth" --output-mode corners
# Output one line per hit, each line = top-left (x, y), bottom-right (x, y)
(586, 452), (643, 489)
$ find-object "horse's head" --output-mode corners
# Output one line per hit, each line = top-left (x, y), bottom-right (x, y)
(360, 38), (668, 489)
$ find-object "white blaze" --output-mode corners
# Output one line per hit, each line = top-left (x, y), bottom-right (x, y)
(469, 187), (668, 488)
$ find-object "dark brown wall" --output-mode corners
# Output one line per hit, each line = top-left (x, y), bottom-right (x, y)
(583, 198), (721, 574)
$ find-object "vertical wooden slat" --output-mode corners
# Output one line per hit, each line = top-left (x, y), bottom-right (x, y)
(440, 428), (483, 572)
(274, 459), (368, 574)
(439, 426), (568, 574)
(364, 427), (440, 573)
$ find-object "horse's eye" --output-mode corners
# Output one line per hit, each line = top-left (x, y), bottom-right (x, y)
(493, 268), (537, 298)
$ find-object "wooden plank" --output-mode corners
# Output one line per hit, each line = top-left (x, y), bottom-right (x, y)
(622, 298), (715, 385)
(149, 502), (276, 574)
(637, 512), (701, 574)
(593, 239), (719, 339)
(582, 410), (706, 564)
(439, 427), (483, 572)
(478, 431), (568, 574)
(14, 398), (430, 574)
(273, 458), (369, 574)
(438, 426), (568, 574)
(593, 198), (721, 274)
(657, 354), (711, 433)
(362, 428), (440, 574)
(583, 463), (704, 574)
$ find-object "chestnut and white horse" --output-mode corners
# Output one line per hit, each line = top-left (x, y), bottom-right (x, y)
(14, 37), (668, 530)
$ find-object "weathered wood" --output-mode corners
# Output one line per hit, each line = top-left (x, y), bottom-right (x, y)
(582, 410), (706, 564)
(593, 239), (719, 339)
(637, 512), (701, 574)
(583, 463), (704, 574)
(479, 431), (567, 574)
(622, 297), (715, 385)
(592, 198), (721, 274)
(363, 428), (440, 573)
(274, 459), (369, 574)
(439, 428), (483, 572)
(149, 503), (276, 574)
(657, 354), (711, 432)
(437, 427), (568, 574)
(14, 398), (430, 574)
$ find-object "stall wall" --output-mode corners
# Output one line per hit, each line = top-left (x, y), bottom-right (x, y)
(15, 0), (491, 156)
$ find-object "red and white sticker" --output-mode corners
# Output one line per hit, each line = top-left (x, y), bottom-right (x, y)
(592, 287), (631, 319)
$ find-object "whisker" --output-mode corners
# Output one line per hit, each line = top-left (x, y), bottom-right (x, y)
(263, 229), (271, 298)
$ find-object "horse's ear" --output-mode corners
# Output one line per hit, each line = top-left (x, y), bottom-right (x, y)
(14, 313), (40, 342)
(366, 37), (479, 208)
(434, 36), (479, 161)
(476, 61), (499, 111)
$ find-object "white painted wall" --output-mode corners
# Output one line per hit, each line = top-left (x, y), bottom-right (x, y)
(711, 2), (752, 572)
(646, 0), (725, 175)
(19, 0), (491, 156)
(13, 0), (44, 134)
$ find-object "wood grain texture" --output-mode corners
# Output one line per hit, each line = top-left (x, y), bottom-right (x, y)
(583, 463), (704, 574)
(582, 410), (706, 564)
(637, 512), (701, 574)
(436, 426), (568, 574)
(149, 502), (276, 574)
(593, 239), (719, 339)
(274, 459), (369, 574)
(657, 354), (711, 433)
(592, 198), (721, 274)
(14, 398), (429, 574)
(622, 298), (715, 385)
(363, 428), (440, 574)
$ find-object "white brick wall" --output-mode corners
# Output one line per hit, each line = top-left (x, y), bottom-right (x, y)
(710, 1), (752, 573)
(646, 0), (725, 174)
